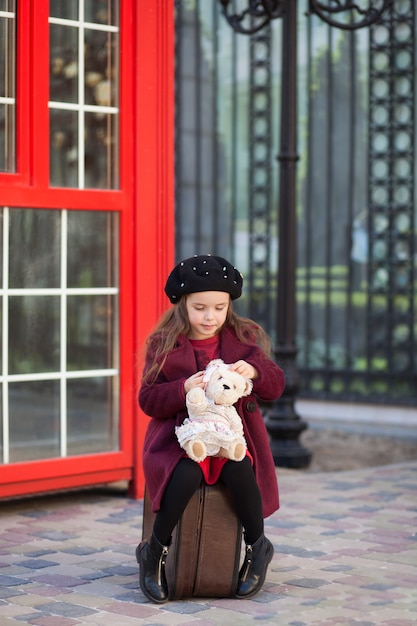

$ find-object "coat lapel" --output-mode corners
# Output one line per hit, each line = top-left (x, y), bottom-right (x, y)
(162, 335), (198, 380)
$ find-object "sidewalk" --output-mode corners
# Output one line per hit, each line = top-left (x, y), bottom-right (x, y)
(1, 462), (416, 626)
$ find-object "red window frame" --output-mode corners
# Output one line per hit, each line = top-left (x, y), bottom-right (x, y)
(0, 1), (175, 499)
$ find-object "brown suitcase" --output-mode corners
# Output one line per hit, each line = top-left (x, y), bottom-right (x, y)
(142, 482), (242, 599)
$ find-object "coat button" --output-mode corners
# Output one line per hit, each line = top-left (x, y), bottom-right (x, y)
(246, 401), (256, 413)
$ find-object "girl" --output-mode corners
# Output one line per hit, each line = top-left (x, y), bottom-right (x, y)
(136, 254), (285, 603)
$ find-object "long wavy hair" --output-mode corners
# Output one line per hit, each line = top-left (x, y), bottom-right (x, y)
(141, 295), (273, 386)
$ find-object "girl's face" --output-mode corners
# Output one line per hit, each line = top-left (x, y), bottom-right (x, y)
(185, 291), (230, 340)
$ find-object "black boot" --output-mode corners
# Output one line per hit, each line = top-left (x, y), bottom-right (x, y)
(235, 534), (274, 599)
(136, 533), (170, 603)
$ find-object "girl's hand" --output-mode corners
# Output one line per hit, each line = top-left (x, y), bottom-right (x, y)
(229, 360), (258, 380)
(184, 371), (205, 394)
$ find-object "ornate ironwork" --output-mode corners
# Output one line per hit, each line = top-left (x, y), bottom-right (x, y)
(219, 0), (286, 34)
(367, 0), (415, 399)
(307, 1), (394, 30)
(219, 0), (393, 34)
(296, 0), (415, 405)
(247, 27), (275, 332)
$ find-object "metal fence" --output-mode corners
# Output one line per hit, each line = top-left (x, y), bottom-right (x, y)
(174, 0), (416, 406)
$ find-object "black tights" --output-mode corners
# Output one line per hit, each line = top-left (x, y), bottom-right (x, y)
(153, 457), (264, 546)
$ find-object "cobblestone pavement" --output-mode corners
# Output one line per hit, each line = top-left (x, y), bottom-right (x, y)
(0, 462), (416, 625)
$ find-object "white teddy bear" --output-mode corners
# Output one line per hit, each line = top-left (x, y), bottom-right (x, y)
(175, 359), (253, 463)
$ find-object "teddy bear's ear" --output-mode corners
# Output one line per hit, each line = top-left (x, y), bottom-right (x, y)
(203, 359), (225, 382)
(242, 378), (253, 397)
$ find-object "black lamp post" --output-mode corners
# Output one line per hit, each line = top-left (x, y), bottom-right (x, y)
(219, 0), (393, 468)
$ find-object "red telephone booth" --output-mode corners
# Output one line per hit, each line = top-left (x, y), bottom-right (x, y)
(0, 1), (174, 499)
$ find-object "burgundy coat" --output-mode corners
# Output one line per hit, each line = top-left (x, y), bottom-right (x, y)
(139, 325), (285, 518)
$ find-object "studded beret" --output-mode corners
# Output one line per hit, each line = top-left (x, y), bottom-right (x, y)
(165, 254), (243, 303)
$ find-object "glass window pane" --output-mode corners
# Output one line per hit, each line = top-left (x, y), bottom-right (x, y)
(85, 1), (119, 26)
(50, 24), (78, 103)
(0, 1), (16, 10)
(49, 1), (78, 20)
(67, 377), (119, 455)
(67, 211), (118, 288)
(67, 294), (118, 371)
(9, 296), (60, 375)
(85, 29), (119, 107)
(0, 11), (15, 98)
(9, 209), (61, 288)
(0, 103), (15, 171)
(84, 26), (119, 189)
(0, 6), (16, 172)
(50, 110), (79, 187)
(9, 381), (60, 463)
(48, 1), (119, 24)
(85, 111), (119, 188)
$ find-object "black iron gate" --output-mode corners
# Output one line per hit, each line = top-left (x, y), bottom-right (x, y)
(174, 0), (416, 406)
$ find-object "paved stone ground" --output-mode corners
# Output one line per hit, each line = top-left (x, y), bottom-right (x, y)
(1, 462), (416, 625)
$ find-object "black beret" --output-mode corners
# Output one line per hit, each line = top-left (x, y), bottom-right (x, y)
(165, 254), (243, 303)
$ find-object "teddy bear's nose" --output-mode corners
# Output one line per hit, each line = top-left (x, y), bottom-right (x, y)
(223, 384), (230, 390)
